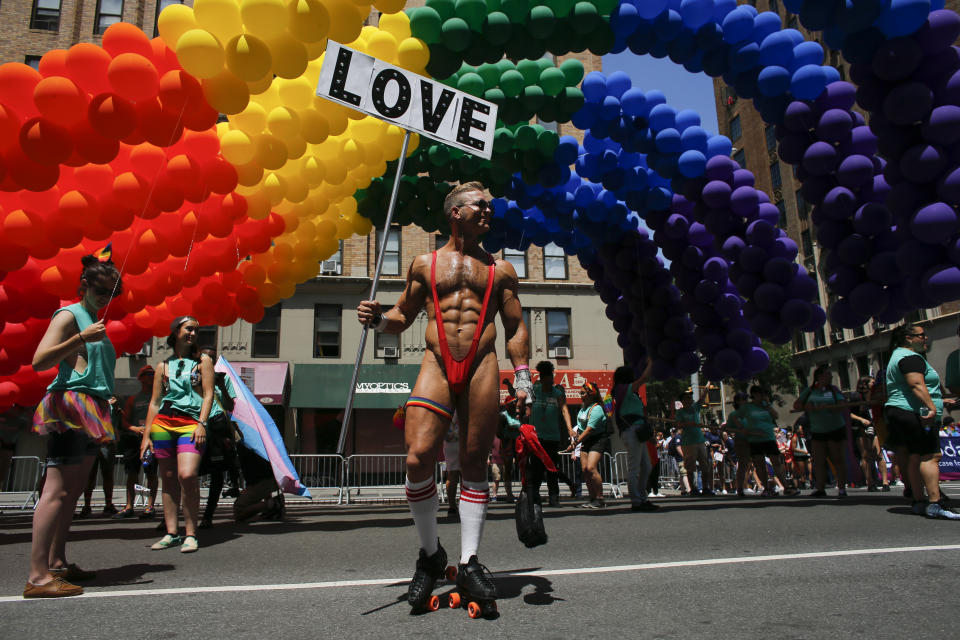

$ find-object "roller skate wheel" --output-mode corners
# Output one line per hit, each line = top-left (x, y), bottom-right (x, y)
(467, 601), (482, 618)
(445, 566), (458, 581)
(487, 601), (498, 614)
(427, 595), (440, 611)
(448, 592), (461, 608)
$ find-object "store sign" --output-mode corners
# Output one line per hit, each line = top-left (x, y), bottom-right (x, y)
(316, 41), (497, 159)
(355, 382), (412, 394)
(498, 369), (618, 404)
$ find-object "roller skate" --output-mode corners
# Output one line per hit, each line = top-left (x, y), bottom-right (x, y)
(407, 542), (456, 613)
(447, 555), (498, 619)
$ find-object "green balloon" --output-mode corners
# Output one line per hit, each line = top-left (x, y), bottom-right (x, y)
(521, 84), (545, 111)
(463, 38), (490, 66)
(495, 59), (515, 74)
(536, 129), (558, 155)
(559, 57), (584, 85)
(570, 2), (599, 34)
(517, 59), (540, 85)
(500, 0), (529, 23)
(594, 0), (618, 15)
(537, 100), (559, 123)
(539, 67), (565, 96)
(426, 0), (456, 21)
(544, 0), (574, 17)
(544, 19), (574, 55)
(460, 154), (482, 173)
(559, 86), (584, 113)
(457, 72), (485, 96)
(485, 0), (502, 11)
(440, 17), (472, 52)
(586, 22), (614, 55)
(500, 69), (525, 97)
(484, 87), (506, 105)
(425, 44), (462, 80)
(409, 7), (443, 44)
(455, 0), (487, 31)
(493, 127), (515, 153)
(527, 6), (556, 39)
(515, 125), (537, 150)
(499, 98), (525, 124)
(477, 63), (500, 88)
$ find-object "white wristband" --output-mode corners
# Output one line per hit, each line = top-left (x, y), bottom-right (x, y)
(374, 315), (389, 332)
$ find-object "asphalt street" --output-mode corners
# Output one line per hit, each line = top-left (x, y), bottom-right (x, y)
(2, 487), (959, 639)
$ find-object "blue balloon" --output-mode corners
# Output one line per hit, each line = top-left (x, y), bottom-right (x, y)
(645, 89), (668, 111)
(611, 2), (641, 37)
(606, 71), (632, 99)
(648, 103), (677, 130)
(600, 95), (621, 119)
(757, 65), (791, 97)
(555, 136), (580, 165)
(680, 0), (713, 29)
(875, 0), (934, 38)
(678, 149), (707, 177)
(722, 7), (755, 43)
(758, 31), (796, 67)
(821, 66), (841, 84)
(791, 64), (828, 100)
(729, 41), (760, 73)
(751, 11), (783, 44)
(792, 41), (824, 70)
(582, 72), (608, 103)
(674, 109), (701, 131)
(654, 9), (684, 42)
(706, 135), (733, 157)
(636, 0), (668, 20)
(680, 125), (709, 152)
(620, 88), (647, 116)
(713, 0), (737, 22)
(654, 128), (682, 154)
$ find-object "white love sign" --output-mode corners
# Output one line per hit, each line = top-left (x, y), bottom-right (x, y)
(316, 40), (498, 160)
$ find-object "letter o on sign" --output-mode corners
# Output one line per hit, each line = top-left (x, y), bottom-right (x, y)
(371, 69), (412, 119)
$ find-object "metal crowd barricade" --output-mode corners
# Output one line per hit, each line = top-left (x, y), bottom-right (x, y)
(289, 454), (345, 504)
(0, 456), (43, 509)
(658, 456), (681, 491)
(345, 454), (439, 504)
(613, 451), (629, 497)
(555, 451), (621, 498)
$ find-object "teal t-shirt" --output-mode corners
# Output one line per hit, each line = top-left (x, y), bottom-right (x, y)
(499, 410), (521, 439)
(885, 346), (943, 418)
(577, 403), (606, 436)
(46, 303), (115, 400)
(798, 386), (847, 433)
(677, 401), (705, 445)
(617, 386), (646, 426)
(530, 382), (564, 441)
(161, 355), (210, 419)
(945, 349), (960, 391)
(738, 402), (777, 443)
(209, 375), (237, 419)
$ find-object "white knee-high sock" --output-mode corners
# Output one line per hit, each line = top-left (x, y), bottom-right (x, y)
(405, 476), (438, 555)
(458, 479), (489, 563)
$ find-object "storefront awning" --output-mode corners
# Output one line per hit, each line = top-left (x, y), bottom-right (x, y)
(229, 361), (290, 405)
(499, 369), (615, 405)
(290, 364), (420, 409)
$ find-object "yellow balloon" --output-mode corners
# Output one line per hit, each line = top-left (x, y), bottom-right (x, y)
(280, 210), (300, 232)
(285, 136), (307, 160)
(255, 133), (289, 170)
(234, 161), (264, 186)
(220, 129), (256, 165)
(321, 155), (347, 185)
(267, 106), (301, 141)
(277, 77), (313, 109)
(285, 175), (309, 203)
(287, 0), (330, 43)
(349, 117), (382, 144)
(275, 279), (297, 299)
(326, 0), (364, 44)
(378, 11), (411, 40)
(397, 38), (430, 72)
(352, 214), (373, 236)
(244, 191), (273, 220)
(374, 0), (407, 15)
(240, 0), (288, 39)
(268, 34), (308, 79)
(299, 109), (329, 144)
(225, 34), (272, 82)
(262, 172), (287, 204)
(304, 39), (327, 60)
(295, 219), (316, 240)
(301, 156), (325, 185)
(192, 0), (243, 45)
(362, 141), (384, 167)
(316, 219), (336, 239)
(202, 70), (250, 114)
(231, 101), (267, 135)
(339, 196), (358, 216)
(176, 29), (225, 79)
(156, 3), (198, 48)
(366, 31), (398, 62)
(341, 139), (362, 166)
(334, 217), (354, 239)
(247, 74), (274, 95)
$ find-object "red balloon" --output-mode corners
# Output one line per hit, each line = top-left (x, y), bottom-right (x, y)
(4, 147), (59, 191)
(19, 117), (73, 165)
(128, 142), (166, 177)
(221, 193), (247, 220)
(136, 99), (183, 147)
(71, 163), (115, 195)
(88, 94), (137, 140)
(0, 243), (28, 272)
(150, 38), (182, 76)
(148, 171), (185, 212)
(71, 120), (120, 164)
(33, 76), (88, 126)
(0, 104), (20, 152)
(37, 49), (69, 78)
(203, 157), (239, 194)
(108, 53), (160, 103)
(65, 43), (111, 95)
(102, 22), (154, 58)
(0, 380), (21, 402)
(158, 69), (204, 112)
(182, 103), (219, 132)
(0, 63), (42, 117)
(136, 228), (169, 262)
(199, 199), (234, 238)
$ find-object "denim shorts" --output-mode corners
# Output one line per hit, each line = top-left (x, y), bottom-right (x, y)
(46, 429), (98, 467)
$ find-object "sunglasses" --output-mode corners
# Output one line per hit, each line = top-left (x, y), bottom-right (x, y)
(90, 283), (117, 298)
(460, 199), (490, 211)
(910, 333), (927, 339)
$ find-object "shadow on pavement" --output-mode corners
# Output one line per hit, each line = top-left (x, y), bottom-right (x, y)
(87, 562), (177, 587)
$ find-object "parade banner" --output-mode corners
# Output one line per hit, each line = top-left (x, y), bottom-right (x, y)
(940, 434), (960, 480)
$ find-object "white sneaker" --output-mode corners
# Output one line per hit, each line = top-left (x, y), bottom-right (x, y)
(894, 480), (904, 487)
(721, 490), (728, 495)
(743, 488), (756, 495)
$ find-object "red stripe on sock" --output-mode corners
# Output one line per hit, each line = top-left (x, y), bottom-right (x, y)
(460, 488), (488, 499)
(406, 486), (437, 501)
(459, 495), (489, 504)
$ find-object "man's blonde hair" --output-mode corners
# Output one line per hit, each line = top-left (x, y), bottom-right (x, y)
(443, 181), (485, 220)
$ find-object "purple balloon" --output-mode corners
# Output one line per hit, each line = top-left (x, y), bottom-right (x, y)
(883, 81), (934, 126)
(814, 81), (857, 112)
(922, 105), (960, 146)
(896, 239), (945, 275)
(901, 144), (948, 184)
(911, 201), (959, 243)
(746, 219), (778, 247)
(713, 348), (743, 375)
(778, 131), (811, 164)
(730, 186), (760, 216)
(721, 235), (746, 260)
(702, 256), (729, 282)
(715, 292), (742, 318)
(871, 37), (923, 83)
(817, 219), (853, 249)
(749, 312), (780, 339)
(744, 346), (771, 372)
(783, 100), (816, 132)
(827, 264), (862, 297)
(915, 9), (960, 56)
(937, 166), (960, 205)
(837, 233), (873, 265)
(780, 298), (813, 327)
(704, 154), (738, 181)
(922, 264), (960, 303)
(866, 251), (904, 284)
(801, 174), (833, 204)
(836, 154), (876, 190)
(731, 169), (755, 188)
(763, 256), (797, 284)
(821, 186), (858, 220)
(802, 140), (839, 175)
(786, 272), (818, 300)
(861, 174), (892, 204)
(839, 126), (878, 157)
(702, 180), (733, 207)
(853, 203), (893, 236)
(687, 222), (714, 248)
(770, 236), (799, 260)
(753, 282), (786, 312)
(675, 351), (701, 375)
(799, 304), (827, 332)
(664, 213), (691, 239)
(756, 202), (781, 225)
(850, 281), (890, 316)
(816, 109), (854, 143)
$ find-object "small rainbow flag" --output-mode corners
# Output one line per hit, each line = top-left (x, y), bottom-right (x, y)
(94, 243), (112, 262)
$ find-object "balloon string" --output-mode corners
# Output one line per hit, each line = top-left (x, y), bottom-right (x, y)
(102, 100), (190, 319)
(183, 221), (200, 272)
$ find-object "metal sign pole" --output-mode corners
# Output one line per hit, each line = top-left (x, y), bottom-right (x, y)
(335, 130), (412, 456)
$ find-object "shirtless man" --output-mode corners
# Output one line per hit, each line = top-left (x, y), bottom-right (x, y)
(357, 181), (531, 613)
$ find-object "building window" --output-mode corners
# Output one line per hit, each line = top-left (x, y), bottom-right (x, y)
(765, 125), (777, 151)
(770, 161), (782, 189)
(504, 247), (527, 279)
(796, 189), (808, 219)
(377, 225), (401, 276)
(852, 324), (865, 338)
(319, 241), (342, 275)
(94, 0), (123, 35)
(434, 234), (449, 250)
(313, 304), (341, 358)
(768, 0), (779, 15)
(154, 0), (184, 37)
(776, 200), (787, 227)
(546, 309), (571, 358)
(31, 0), (61, 31)
(836, 359), (851, 391)
(252, 304), (281, 358)
(813, 328), (826, 348)
(197, 326), (218, 351)
(793, 332), (806, 352)
(733, 148), (746, 168)
(374, 331), (400, 359)
(729, 115), (742, 141)
(801, 230), (813, 257)
(787, 14), (798, 30)
(24, 55), (43, 70)
(543, 243), (567, 280)
(856, 355), (870, 378)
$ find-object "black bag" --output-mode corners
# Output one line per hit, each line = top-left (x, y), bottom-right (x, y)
(515, 489), (547, 548)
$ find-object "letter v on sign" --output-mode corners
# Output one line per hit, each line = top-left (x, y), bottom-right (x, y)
(316, 40), (497, 160)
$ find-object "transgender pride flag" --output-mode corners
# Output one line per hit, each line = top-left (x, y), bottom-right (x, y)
(215, 357), (310, 498)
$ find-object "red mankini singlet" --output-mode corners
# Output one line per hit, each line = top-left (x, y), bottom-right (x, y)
(430, 251), (496, 394)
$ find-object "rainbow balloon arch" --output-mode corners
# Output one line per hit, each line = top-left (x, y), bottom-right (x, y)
(0, 0), (957, 407)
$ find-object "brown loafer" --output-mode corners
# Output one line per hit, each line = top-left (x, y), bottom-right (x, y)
(50, 563), (96, 581)
(23, 576), (84, 598)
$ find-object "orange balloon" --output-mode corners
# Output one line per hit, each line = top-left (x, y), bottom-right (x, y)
(37, 49), (69, 78)
(108, 53), (160, 102)
(158, 69), (204, 112)
(102, 22), (154, 58)
(128, 143), (166, 177)
(65, 43), (111, 95)
(33, 76), (88, 126)
(72, 163), (115, 195)
(0, 63), (42, 117)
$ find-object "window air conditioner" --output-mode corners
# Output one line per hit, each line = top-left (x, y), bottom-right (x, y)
(831, 330), (844, 342)
(320, 260), (340, 274)
(550, 346), (571, 358)
(377, 346), (399, 358)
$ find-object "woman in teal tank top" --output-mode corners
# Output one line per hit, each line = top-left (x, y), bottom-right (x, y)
(671, 390), (714, 496)
(793, 365), (849, 498)
(26, 253), (121, 598)
(140, 316), (216, 553)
